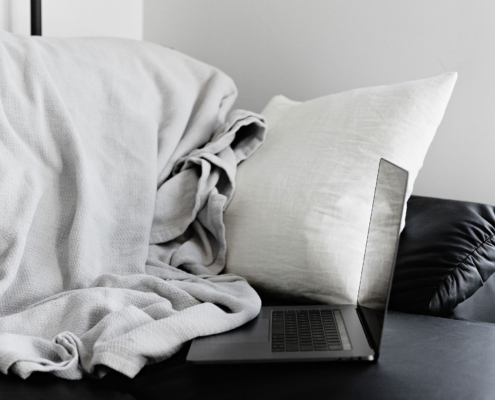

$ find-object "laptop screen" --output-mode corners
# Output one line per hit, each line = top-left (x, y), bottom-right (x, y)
(356, 159), (408, 353)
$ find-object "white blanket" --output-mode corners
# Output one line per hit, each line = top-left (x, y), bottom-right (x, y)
(0, 31), (266, 379)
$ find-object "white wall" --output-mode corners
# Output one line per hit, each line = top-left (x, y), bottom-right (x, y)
(0, 0), (11, 32)
(1, 0), (142, 39)
(143, 0), (495, 205)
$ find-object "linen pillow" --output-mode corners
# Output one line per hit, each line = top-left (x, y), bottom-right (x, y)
(224, 73), (457, 305)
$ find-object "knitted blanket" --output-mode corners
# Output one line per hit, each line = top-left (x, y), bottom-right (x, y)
(0, 31), (265, 379)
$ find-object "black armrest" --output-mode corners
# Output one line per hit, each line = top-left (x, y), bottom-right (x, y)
(390, 195), (495, 321)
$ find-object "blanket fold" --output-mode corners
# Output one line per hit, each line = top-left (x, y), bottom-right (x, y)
(0, 31), (266, 379)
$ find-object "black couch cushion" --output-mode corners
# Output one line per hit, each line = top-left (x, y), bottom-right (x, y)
(451, 270), (495, 323)
(390, 195), (495, 318)
(4, 311), (495, 400)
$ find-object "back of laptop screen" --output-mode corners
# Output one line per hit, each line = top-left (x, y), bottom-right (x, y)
(356, 159), (408, 351)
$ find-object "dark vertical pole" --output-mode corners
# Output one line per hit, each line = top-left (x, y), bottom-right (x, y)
(31, 0), (42, 36)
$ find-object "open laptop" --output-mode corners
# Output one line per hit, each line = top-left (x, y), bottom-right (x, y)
(187, 158), (408, 363)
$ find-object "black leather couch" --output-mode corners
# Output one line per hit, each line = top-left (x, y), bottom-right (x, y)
(2, 195), (495, 400)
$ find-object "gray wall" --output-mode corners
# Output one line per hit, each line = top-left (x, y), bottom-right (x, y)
(145, 0), (494, 204)
(0, 0), (143, 39)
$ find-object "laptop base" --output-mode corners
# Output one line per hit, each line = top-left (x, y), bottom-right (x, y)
(187, 305), (375, 364)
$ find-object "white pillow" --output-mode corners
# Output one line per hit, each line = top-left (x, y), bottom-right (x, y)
(224, 73), (457, 305)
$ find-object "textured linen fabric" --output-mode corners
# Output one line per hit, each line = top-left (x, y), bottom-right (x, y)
(225, 73), (457, 305)
(0, 31), (266, 379)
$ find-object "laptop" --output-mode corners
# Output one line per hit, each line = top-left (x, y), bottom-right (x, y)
(187, 158), (408, 363)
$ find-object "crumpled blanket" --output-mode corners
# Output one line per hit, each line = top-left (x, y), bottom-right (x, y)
(0, 31), (266, 379)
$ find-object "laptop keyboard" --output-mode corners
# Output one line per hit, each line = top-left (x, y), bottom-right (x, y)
(271, 309), (343, 352)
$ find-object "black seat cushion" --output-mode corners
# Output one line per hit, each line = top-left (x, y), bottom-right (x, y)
(389, 195), (495, 319)
(5, 311), (495, 400)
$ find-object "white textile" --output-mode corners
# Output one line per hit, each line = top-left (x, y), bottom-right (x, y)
(0, 32), (265, 379)
(225, 73), (456, 305)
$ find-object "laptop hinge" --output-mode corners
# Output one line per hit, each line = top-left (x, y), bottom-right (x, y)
(356, 307), (378, 357)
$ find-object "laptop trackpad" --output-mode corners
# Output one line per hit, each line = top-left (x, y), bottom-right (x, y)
(197, 318), (269, 344)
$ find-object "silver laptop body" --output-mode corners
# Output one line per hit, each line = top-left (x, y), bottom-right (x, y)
(187, 159), (408, 363)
